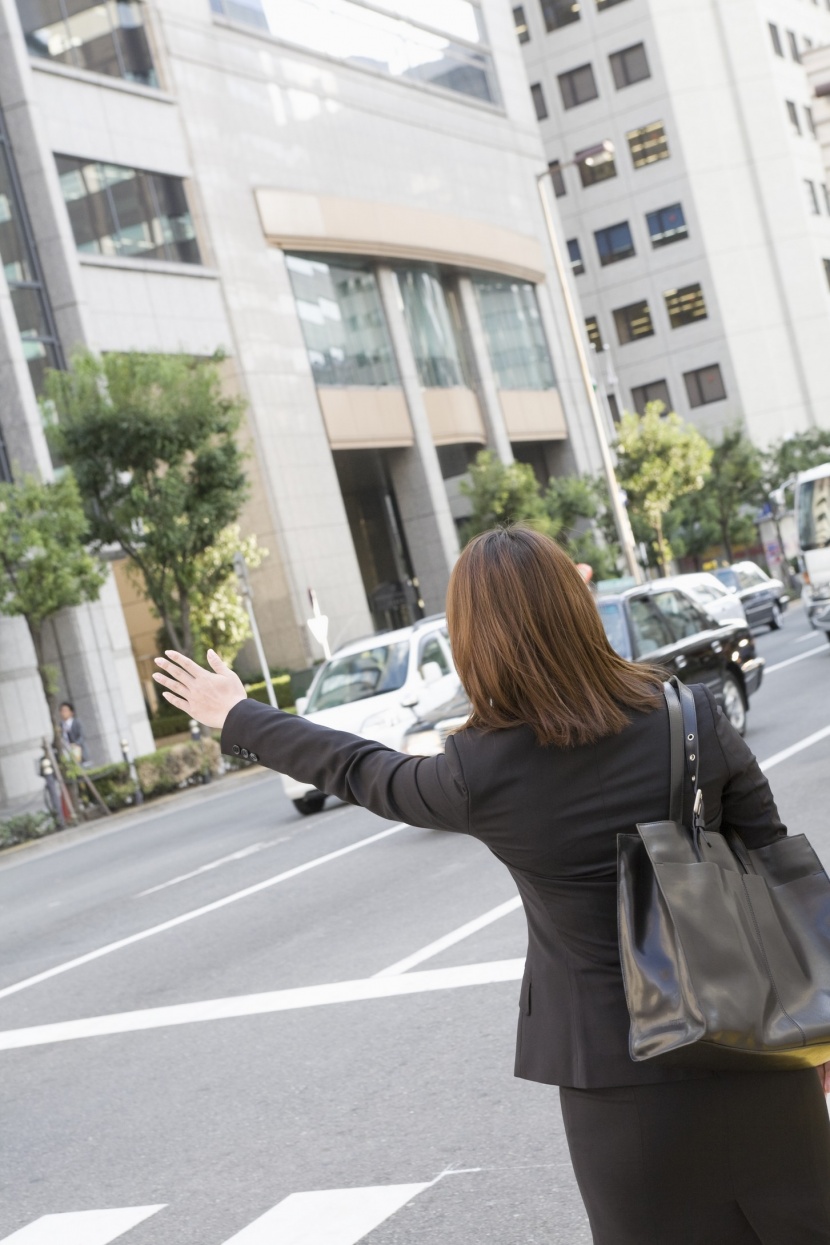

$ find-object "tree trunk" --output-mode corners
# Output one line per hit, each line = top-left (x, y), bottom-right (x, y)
(654, 515), (668, 576)
(160, 611), (183, 653)
(179, 590), (193, 659)
(720, 515), (733, 564)
(28, 620), (61, 747)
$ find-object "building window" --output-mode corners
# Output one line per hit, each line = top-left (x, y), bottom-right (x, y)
(665, 283), (707, 328)
(606, 392), (620, 421)
(646, 203), (688, 247)
(286, 254), (399, 387)
(597, 0), (629, 8)
(397, 267), (468, 388)
(531, 82), (548, 119)
(513, 6), (530, 42)
(823, 185), (830, 215)
(631, 379), (670, 415)
(208, 0), (500, 105)
(578, 150), (617, 186)
(540, 0), (580, 31)
(16, 0), (157, 86)
(548, 160), (567, 197)
(613, 300), (655, 345)
(806, 179), (821, 214)
(0, 109), (62, 397)
(787, 30), (801, 61)
(595, 221), (635, 265)
(609, 43), (650, 89)
(473, 277), (555, 390)
(824, 259), (830, 290)
(567, 239), (585, 275)
(786, 100), (802, 134)
(805, 106), (818, 138)
(585, 315), (603, 351)
(769, 22), (784, 56)
(56, 156), (200, 264)
(558, 63), (599, 109)
(684, 364), (726, 408)
(627, 121), (670, 167)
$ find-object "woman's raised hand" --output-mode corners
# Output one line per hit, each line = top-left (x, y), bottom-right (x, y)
(152, 650), (248, 730)
(817, 1062), (830, 1095)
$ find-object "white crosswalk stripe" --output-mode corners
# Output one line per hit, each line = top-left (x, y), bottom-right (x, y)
(0, 1206), (165, 1243)
(0, 1185), (434, 1245)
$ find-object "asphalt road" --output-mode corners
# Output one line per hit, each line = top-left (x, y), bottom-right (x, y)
(0, 604), (828, 1245)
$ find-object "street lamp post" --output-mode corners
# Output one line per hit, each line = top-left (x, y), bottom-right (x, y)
(536, 145), (642, 582)
(233, 551), (278, 709)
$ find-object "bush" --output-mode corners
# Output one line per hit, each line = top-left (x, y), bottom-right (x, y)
(84, 762), (138, 811)
(135, 738), (221, 799)
(244, 674), (294, 710)
(149, 707), (191, 741)
(0, 811), (58, 849)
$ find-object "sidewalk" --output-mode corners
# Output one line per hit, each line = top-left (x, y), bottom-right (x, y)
(0, 763), (274, 869)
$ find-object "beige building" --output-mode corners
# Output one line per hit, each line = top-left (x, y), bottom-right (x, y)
(0, 0), (601, 808)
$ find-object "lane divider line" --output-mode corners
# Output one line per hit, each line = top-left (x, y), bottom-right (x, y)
(0, 823), (408, 1003)
(0, 959), (525, 1051)
(0, 1206), (166, 1244)
(374, 896), (523, 977)
(765, 645), (827, 674)
(759, 724), (830, 772)
(136, 841), (281, 897)
(220, 1183), (432, 1245)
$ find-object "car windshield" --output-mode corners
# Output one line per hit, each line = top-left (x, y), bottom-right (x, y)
(306, 641), (410, 712)
(597, 601), (632, 660)
(797, 475), (830, 552)
(713, 569), (739, 592)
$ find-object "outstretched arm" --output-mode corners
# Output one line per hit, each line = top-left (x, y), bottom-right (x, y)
(153, 650), (470, 834)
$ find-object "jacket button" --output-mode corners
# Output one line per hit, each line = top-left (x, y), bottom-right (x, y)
(232, 745), (240, 755)
(241, 748), (249, 759)
(249, 752), (258, 763)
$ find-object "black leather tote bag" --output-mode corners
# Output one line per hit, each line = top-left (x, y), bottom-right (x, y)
(618, 677), (830, 1070)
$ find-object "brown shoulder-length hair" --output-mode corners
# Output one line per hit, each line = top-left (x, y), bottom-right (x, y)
(446, 525), (664, 748)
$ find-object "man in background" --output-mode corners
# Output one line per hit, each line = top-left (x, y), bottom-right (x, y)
(59, 701), (88, 765)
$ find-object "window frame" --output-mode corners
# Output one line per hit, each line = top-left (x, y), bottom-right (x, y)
(548, 160), (567, 197)
(664, 282), (708, 329)
(609, 42), (650, 90)
(646, 203), (688, 247)
(594, 220), (636, 266)
(578, 152), (617, 187)
(631, 379), (671, 415)
(613, 299), (655, 346)
(567, 238), (585, 276)
(558, 62), (600, 110)
(787, 29), (801, 61)
(585, 315), (604, 352)
(683, 363), (726, 408)
(806, 179), (820, 215)
(540, 0), (580, 32)
(786, 100), (801, 135)
(769, 22), (784, 56)
(531, 81), (548, 120)
(513, 5), (530, 42)
(627, 121), (670, 168)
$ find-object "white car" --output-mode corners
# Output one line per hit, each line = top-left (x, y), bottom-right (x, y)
(281, 617), (460, 815)
(647, 573), (748, 626)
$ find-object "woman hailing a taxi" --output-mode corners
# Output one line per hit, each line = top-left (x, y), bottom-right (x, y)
(153, 525), (830, 1245)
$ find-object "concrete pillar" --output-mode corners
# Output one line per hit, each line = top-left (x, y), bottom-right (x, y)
(376, 266), (459, 612)
(456, 276), (514, 466)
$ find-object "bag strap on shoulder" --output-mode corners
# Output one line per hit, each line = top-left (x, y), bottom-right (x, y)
(663, 677), (702, 832)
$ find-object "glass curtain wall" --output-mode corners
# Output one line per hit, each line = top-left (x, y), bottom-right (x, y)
(286, 254), (399, 387)
(396, 267), (467, 388)
(472, 277), (555, 389)
(0, 109), (62, 401)
(208, 0), (499, 104)
(16, 0), (157, 85)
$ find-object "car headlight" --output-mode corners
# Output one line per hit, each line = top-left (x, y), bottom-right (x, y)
(402, 729), (444, 756)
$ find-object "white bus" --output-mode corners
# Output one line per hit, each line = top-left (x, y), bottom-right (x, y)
(796, 461), (830, 642)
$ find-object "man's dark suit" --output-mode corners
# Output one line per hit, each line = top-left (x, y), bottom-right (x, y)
(221, 683), (784, 1090)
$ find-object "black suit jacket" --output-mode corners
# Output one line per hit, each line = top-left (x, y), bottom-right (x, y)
(221, 685), (785, 1088)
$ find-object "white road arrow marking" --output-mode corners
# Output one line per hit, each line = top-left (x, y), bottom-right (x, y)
(221, 1184), (431, 1244)
(0, 1206), (165, 1244)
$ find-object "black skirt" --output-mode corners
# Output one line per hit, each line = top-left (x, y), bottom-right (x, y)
(559, 1068), (830, 1245)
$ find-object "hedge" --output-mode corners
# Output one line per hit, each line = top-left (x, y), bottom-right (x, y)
(0, 811), (58, 849)
(82, 739), (223, 811)
(244, 674), (294, 710)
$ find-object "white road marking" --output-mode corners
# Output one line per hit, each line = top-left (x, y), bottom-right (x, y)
(0, 1206), (165, 1244)
(759, 724), (830, 772)
(0, 823), (408, 1002)
(221, 1184), (431, 1244)
(796, 630), (823, 643)
(375, 896), (522, 976)
(136, 841), (280, 896)
(765, 644), (826, 673)
(0, 959), (525, 1051)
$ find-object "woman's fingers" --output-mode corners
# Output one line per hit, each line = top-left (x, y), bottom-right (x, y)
(162, 690), (190, 711)
(163, 650), (201, 680)
(152, 671), (191, 697)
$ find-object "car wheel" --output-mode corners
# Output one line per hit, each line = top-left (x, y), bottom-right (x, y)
(293, 794), (327, 816)
(769, 602), (783, 631)
(721, 673), (747, 736)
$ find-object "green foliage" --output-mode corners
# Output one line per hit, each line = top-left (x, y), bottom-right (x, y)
(149, 707), (191, 741)
(84, 762), (137, 811)
(667, 426), (763, 564)
(459, 450), (550, 540)
(0, 473), (106, 731)
(45, 350), (249, 657)
(135, 738), (221, 799)
(244, 674), (295, 710)
(544, 474), (621, 580)
(615, 404), (712, 572)
(0, 811), (58, 850)
(762, 430), (830, 510)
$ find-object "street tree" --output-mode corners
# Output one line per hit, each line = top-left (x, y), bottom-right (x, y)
(459, 450), (550, 541)
(0, 473), (106, 737)
(615, 403), (712, 574)
(544, 474), (620, 580)
(45, 350), (249, 658)
(667, 426), (763, 565)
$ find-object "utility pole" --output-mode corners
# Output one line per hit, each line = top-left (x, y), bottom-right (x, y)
(233, 551), (277, 708)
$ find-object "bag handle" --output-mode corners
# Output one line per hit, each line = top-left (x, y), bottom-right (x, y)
(663, 678), (704, 837)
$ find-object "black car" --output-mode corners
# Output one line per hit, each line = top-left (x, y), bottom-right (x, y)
(712, 562), (789, 631)
(597, 584), (764, 733)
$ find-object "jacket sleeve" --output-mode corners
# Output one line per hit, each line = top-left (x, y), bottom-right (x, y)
(220, 699), (470, 834)
(701, 686), (786, 849)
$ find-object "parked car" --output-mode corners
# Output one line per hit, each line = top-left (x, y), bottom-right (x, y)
(712, 562), (789, 631)
(648, 572), (748, 626)
(280, 617), (460, 814)
(597, 584), (764, 733)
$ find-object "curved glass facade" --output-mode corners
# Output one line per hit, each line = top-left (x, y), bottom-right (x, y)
(472, 277), (555, 390)
(396, 268), (466, 388)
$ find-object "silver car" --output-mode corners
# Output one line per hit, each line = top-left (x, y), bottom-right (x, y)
(646, 573), (748, 626)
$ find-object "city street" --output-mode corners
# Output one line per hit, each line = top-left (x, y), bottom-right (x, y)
(1, 605), (828, 1245)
